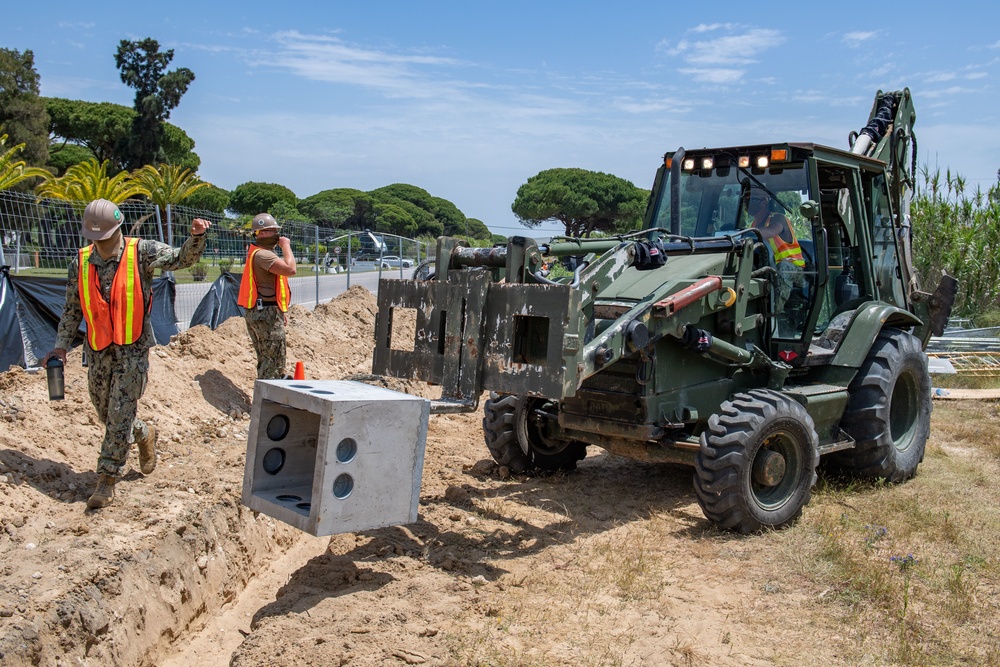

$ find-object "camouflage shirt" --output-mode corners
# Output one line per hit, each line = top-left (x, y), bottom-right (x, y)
(55, 235), (207, 351)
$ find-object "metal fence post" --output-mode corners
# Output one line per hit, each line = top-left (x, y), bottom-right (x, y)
(314, 224), (320, 306)
(346, 233), (352, 289)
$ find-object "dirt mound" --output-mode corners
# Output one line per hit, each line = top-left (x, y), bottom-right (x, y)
(11, 282), (981, 666)
(0, 286), (393, 666)
(0, 283), (803, 666)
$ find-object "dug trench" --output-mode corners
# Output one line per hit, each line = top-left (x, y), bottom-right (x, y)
(2, 286), (995, 666)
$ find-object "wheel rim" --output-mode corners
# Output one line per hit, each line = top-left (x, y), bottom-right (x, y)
(515, 398), (568, 456)
(749, 428), (802, 511)
(889, 370), (920, 452)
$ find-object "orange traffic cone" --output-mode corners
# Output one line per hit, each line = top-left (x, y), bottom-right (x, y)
(293, 361), (305, 380)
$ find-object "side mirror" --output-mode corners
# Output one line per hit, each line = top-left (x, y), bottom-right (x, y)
(799, 200), (820, 220)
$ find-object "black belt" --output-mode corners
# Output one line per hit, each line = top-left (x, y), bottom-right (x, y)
(259, 300), (279, 307)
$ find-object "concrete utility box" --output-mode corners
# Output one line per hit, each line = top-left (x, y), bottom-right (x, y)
(241, 379), (430, 536)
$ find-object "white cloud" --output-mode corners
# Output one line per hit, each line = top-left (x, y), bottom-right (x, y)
(922, 85), (983, 98)
(612, 97), (692, 114)
(674, 28), (783, 66)
(691, 23), (739, 34)
(869, 63), (895, 78)
(842, 31), (879, 47)
(250, 30), (468, 101)
(926, 72), (957, 83)
(678, 68), (744, 84)
(792, 91), (868, 109)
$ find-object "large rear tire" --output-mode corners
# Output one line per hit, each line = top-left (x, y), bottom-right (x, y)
(830, 328), (931, 482)
(694, 389), (819, 533)
(482, 393), (586, 474)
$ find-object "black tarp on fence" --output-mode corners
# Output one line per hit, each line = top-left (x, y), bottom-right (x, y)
(189, 272), (244, 331)
(150, 277), (179, 345)
(0, 268), (179, 369)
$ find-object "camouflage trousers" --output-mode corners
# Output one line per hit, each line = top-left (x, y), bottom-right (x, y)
(245, 307), (287, 379)
(87, 344), (150, 477)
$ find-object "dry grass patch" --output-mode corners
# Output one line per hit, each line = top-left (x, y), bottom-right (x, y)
(417, 399), (999, 667)
(747, 399), (1000, 666)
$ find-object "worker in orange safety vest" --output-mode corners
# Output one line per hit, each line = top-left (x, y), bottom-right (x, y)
(44, 199), (211, 509)
(237, 213), (296, 379)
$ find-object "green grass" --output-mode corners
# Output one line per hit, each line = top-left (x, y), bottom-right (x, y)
(931, 372), (1000, 390)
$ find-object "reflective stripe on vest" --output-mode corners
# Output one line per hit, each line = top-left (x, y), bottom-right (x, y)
(237, 245), (291, 312)
(766, 215), (806, 267)
(78, 237), (145, 350)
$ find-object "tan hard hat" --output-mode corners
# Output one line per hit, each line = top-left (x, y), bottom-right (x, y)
(82, 199), (124, 241)
(251, 213), (280, 233)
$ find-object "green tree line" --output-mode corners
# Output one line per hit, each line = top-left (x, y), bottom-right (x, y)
(911, 168), (1000, 323)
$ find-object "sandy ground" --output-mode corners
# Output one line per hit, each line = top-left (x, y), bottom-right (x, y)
(2, 285), (974, 666)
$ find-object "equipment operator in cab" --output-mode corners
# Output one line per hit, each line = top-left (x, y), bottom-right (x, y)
(746, 189), (807, 329)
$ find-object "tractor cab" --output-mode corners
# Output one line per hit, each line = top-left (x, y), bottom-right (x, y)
(648, 143), (911, 363)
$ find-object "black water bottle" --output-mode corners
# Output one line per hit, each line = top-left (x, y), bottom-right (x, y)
(46, 357), (65, 401)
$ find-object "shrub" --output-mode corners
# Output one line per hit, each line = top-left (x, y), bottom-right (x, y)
(189, 262), (207, 281)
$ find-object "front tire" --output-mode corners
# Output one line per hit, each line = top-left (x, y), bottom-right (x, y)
(694, 389), (819, 533)
(482, 393), (586, 474)
(830, 328), (931, 482)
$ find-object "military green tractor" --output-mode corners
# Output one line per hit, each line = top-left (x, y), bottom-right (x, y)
(372, 89), (956, 533)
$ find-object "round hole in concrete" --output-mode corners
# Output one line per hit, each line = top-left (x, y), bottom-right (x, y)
(336, 438), (358, 463)
(262, 447), (285, 474)
(311, 390), (335, 395)
(333, 473), (354, 499)
(290, 384), (312, 389)
(296, 502), (311, 511)
(266, 414), (290, 441)
(276, 494), (301, 503)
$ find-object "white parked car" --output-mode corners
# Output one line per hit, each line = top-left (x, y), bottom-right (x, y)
(379, 256), (414, 268)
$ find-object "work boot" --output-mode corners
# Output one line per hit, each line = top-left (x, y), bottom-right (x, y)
(86, 474), (116, 509)
(138, 425), (157, 475)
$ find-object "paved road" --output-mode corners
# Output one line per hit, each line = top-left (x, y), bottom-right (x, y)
(173, 263), (412, 330)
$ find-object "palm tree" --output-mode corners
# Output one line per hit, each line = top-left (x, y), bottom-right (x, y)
(0, 131), (51, 191)
(132, 163), (209, 210)
(131, 163), (211, 241)
(35, 158), (145, 203)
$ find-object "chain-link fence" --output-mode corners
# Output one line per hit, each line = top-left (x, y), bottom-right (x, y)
(0, 190), (430, 329)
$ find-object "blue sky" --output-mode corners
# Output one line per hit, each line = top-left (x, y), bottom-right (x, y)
(4, 2), (1000, 239)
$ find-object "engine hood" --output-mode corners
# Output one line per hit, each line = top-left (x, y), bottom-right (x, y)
(595, 251), (730, 303)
